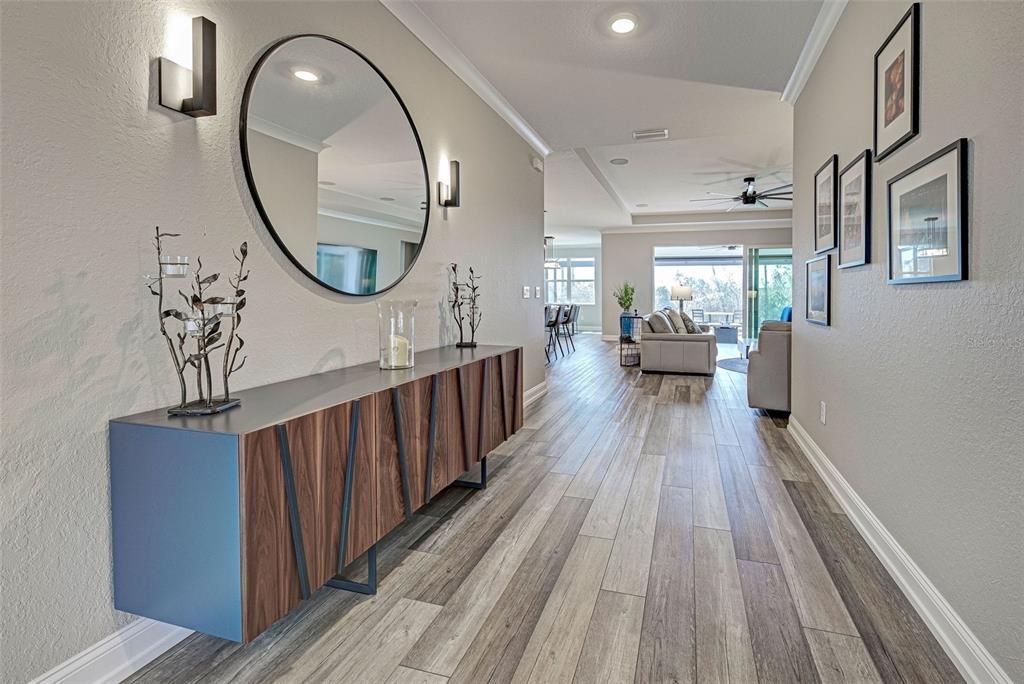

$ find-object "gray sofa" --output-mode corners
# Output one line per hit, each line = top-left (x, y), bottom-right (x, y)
(747, 320), (791, 411)
(639, 312), (718, 375)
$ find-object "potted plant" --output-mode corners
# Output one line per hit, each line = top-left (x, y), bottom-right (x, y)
(612, 281), (636, 339)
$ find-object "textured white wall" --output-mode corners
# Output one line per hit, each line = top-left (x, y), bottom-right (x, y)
(0, 2), (544, 681)
(600, 227), (792, 334)
(792, 1), (1024, 678)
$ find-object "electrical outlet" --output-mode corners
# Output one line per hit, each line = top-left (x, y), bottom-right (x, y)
(522, 286), (531, 299)
(819, 401), (827, 425)
(534, 286), (541, 298)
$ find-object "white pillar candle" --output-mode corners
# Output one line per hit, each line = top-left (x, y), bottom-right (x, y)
(388, 334), (410, 368)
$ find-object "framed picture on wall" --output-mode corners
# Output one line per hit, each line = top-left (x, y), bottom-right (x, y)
(887, 138), (968, 284)
(805, 254), (831, 326)
(838, 150), (872, 268)
(874, 3), (920, 161)
(814, 155), (838, 253)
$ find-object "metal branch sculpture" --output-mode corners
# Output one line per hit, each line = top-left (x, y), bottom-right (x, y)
(448, 263), (481, 348)
(145, 227), (248, 416)
(148, 227), (188, 409)
(222, 242), (249, 401)
(465, 266), (482, 347)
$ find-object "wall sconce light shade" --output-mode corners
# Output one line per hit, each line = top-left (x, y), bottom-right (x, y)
(438, 160), (461, 207)
(159, 16), (217, 117)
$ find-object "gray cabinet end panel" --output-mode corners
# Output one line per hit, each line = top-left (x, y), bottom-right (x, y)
(110, 423), (242, 641)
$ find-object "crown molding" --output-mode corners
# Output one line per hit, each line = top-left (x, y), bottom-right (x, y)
(381, 0), (552, 158)
(631, 208), (791, 226)
(318, 208), (424, 234)
(781, 0), (849, 104)
(247, 115), (329, 153)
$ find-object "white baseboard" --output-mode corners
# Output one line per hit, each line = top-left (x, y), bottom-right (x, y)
(30, 619), (192, 684)
(524, 381), (547, 407)
(787, 418), (1011, 684)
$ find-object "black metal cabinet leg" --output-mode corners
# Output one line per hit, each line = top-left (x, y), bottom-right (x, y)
(454, 455), (488, 490)
(326, 543), (377, 595)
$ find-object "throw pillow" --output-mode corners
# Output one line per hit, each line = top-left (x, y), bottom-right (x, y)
(665, 307), (701, 334)
(647, 311), (674, 334)
(662, 308), (684, 332)
(679, 311), (703, 334)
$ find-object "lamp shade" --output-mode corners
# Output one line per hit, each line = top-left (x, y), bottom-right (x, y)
(671, 285), (693, 301)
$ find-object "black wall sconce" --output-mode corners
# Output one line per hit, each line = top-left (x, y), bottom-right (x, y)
(159, 16), (217, 117)
(438, 160), (461, 207)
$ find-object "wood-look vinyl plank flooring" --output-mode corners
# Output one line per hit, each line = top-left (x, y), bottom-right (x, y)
(131, 336), (963, 684)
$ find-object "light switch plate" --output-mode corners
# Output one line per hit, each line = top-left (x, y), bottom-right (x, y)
(534, 286), (541, 298)
(522, 286), (530, 299)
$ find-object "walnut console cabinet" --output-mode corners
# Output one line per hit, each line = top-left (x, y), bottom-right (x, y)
(110, 345), (523, 642)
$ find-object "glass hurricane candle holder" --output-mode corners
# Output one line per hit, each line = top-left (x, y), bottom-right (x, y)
(159, 256), (189, 277)
(378, 300), (416, 370)
(209, 297), (239, 318)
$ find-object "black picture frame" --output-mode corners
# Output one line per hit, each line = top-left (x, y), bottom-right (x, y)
(838, 149), (872, 269)
(813, 155), (838, 254)
(874, 4), (920, 162)
(887, 138), (969, 284)
(805, 254), (831, 326)
(239, 34), (431, 297)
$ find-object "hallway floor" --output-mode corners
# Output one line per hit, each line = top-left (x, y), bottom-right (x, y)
(131, 335), (962, 683)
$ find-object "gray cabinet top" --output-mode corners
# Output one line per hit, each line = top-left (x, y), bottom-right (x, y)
(112, 345), (520, 435)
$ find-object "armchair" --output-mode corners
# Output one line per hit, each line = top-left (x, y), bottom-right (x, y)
(747, 321), (791, 411)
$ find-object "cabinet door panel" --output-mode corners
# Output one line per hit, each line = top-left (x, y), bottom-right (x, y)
(322, 397), (377, 570)
(241, 426), (292, 640)
(434, 369), (464, 495)
(377, 378), (433, 537)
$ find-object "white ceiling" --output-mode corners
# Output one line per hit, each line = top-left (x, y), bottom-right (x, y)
(404, 0), (822, 243)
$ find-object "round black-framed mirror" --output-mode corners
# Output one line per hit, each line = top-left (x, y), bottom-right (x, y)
(240, 34), (430, 296)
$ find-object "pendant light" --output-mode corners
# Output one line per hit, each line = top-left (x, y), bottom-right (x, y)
(543, 236), (560, 269)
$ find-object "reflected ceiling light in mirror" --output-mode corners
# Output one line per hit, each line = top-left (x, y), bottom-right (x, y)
(292, 68), (319, 82)
(158, 15), (216, 117)
(610, 13), (638, 34)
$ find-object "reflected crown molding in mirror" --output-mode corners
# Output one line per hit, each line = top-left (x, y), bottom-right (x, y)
(240, 34), (430, 297)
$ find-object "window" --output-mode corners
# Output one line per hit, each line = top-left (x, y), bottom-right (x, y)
(653, 256), (743, 325)
(544, 257), (596, 305)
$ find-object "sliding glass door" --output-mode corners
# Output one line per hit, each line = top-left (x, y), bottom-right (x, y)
(746, 247), (793, 338)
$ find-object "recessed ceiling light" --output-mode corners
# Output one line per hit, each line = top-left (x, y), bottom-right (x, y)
(292, 69), (319, 82)
(610, 13), (637, 34)
(318, 180), (336, 186)
(379, 196), (395, 202)
(609, 158), (629, 165)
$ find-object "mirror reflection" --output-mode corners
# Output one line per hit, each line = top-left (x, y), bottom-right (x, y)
(243, 35), (428, 295)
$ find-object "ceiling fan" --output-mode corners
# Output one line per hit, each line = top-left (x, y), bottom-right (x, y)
(690, 176), (793, 212)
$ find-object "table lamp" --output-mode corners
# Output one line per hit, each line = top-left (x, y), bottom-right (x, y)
(671, 285), (693, 313)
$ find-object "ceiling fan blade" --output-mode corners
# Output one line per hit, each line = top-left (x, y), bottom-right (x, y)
(758, 194), (793, 200)
(726, 203), (740, 213)
(704, 192), (740, 197)
(690, 198), (735, 203)
(757, 200), (768, 208)
(759, 183), (793, 194)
